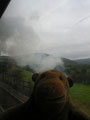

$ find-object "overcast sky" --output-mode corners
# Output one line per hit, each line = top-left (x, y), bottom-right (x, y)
(1, 0), (90, 59)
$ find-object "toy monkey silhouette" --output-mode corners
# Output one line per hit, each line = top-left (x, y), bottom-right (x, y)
(0, 70), (90, 120)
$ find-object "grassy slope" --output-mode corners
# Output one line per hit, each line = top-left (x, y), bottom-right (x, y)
(22, 70), (33, 82)
(21, 70), (34, 96)
(70, 83), (90, 116)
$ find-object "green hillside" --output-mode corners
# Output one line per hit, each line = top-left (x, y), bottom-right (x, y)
(70, 83), (90, 116)
(22, 69), (33, 82)
(0, 56), (34, 96)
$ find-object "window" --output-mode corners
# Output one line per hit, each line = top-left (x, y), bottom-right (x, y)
(0, 0), (90, 116)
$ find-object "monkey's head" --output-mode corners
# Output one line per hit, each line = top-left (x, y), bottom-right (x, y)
(32, 70), (74, 118)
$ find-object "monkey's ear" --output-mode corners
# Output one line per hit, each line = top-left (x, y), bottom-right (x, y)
(32, 73), (39, 82)
(67, 77), (74, 87)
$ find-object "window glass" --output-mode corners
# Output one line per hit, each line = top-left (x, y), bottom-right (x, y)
(0, 0), (90, 116)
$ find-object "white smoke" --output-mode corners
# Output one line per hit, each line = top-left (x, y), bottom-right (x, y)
(0, 14), (64, 73)
(15, 53), (64, 73)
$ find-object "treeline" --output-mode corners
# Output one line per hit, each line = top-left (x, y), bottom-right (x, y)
(65, 64), (90, 85)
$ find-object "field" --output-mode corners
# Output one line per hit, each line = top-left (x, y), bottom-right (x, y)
(22, 70), (33, 82)
(70, 83), (90, 116)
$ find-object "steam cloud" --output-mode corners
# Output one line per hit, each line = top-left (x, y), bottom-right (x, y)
(0, 17), (64, 72)
(15, 53), (64, 73)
